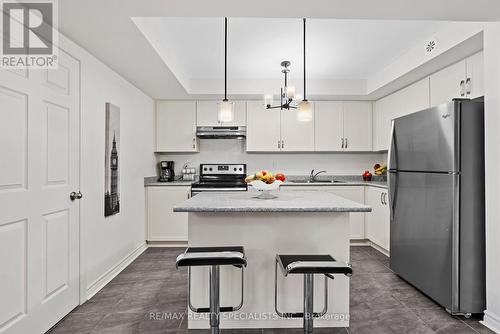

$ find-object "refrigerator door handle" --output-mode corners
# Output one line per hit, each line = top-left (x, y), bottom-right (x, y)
(388, 120), (396, 171)
(388, 172), (398, 222)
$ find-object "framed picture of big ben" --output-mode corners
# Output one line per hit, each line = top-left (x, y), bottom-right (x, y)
(104, 103), (120, 217)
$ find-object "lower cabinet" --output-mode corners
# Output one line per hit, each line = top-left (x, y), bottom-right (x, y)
(281, 185), (365, 239)
(365, 187), (390, 252)
(146, 186), (190, 242)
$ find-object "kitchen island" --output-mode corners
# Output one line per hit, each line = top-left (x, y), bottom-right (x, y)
(174, 191), (371, 329)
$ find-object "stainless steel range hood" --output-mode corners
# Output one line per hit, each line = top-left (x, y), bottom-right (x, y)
(196, 126), (246, 139)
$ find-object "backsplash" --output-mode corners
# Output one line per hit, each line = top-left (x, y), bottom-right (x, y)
(156, 139), (387, 176)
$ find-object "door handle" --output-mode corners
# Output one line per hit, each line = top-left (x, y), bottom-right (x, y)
(388, 172), (398, 221)
(460, 80), (465, 97)
(70, 191), (83, 201)
(388, 121), (396, 171)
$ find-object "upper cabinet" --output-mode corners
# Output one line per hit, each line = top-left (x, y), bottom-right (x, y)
(373, 78), (430, 151)
(430, 51), (484, 106)
(315, 101), (372, 152)
(246, 101), (315, 152)
(156, 101), (198, 152)
(196, 101), (246, 127)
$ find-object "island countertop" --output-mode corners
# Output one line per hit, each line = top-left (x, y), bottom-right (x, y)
(174, 190), (371, 213)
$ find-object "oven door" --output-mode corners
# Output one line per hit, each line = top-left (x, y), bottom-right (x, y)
(191, 187), (247, 197)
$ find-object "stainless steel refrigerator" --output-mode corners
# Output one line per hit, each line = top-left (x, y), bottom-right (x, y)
(388, 99), (485, 315)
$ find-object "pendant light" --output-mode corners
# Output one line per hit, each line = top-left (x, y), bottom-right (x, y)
(297, 18), (312, 122)
(218, 17), (234, 123)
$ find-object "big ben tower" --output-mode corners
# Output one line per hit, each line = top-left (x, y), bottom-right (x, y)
(110, 132), (119, 211)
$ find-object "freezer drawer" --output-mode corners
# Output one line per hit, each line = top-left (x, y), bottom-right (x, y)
(389, 171), (458, 311)
(389, 101), (458, 173)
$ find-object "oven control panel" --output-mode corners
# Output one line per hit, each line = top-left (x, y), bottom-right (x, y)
(200, 164), (246, 175)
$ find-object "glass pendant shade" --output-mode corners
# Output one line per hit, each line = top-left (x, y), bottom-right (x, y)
(285, 86), (296, 99)
(218, 100), (234, 123)
(297, 100), (312, 122)
(264, 94), (273, 107)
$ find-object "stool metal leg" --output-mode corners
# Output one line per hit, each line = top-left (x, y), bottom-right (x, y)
(209, 265), (220, 334)
(304, 273), (314, 334)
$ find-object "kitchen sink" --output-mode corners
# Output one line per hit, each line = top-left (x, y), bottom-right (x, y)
(287, 179), (345, 184)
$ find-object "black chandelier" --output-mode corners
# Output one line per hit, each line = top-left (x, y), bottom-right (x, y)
(264, 18), (312, 121)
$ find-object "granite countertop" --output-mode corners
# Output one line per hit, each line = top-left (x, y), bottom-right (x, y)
(144, 176), (196, 186)
(173, 191), (372, 213)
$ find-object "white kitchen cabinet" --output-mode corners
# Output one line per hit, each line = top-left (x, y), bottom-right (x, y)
(281, 106), (315, 151)
(146, 186), (190, 242)
(196, 101), (246, 126)
(315, 101), (344, 151)
(429, 51), (484, 107)
(314, 101), (372, 152)
(373, 77), (430, 151)
(365, 187), (390, 252)
(280, 185), (365, 239)
(156, 101), (198, 152)
(466, 51), (484, 99)
(343, 102), (372, 151)
(430, 60), (467, 107)
(246, 101), (315, 152)
(246, 101), (281, 151)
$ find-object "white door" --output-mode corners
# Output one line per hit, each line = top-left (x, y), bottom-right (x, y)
(147, 186), (190, 242)
(246, 101), (281, 152)
(466, 51), (484, 99)
(0, 49), (81, 334)
(365, 187), (390, 252)
(430, 60), (467, 107)
(343, 101), (372, 151)
(280, 104), (315, 152)
(156, 101), (198, 152)
(315, 101), (344, 151)
(196, 101), (246, 127)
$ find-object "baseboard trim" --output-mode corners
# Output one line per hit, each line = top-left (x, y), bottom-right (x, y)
(482, 310), (500, 333)
(147, 240), (188, 247)
(85, 242), (147, 300)
(368, 241), (390, 257)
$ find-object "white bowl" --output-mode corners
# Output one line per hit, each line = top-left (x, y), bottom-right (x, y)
(249, 180), (283, 199)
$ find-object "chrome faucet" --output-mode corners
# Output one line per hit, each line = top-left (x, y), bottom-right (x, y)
(309, 169), (327, 182)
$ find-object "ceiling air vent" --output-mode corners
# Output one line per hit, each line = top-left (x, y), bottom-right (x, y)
(425, 38), (437, 55)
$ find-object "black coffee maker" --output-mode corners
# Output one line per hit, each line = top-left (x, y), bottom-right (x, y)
(159, 161), (175, 182)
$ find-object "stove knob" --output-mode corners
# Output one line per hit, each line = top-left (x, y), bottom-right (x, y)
(203, 168), (207, 171)
(209, 168), (213, 171)
(239, 168), (243, 171)
(233, 168), (237, 171)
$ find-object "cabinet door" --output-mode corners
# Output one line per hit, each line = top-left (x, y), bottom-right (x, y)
(373, 94), (398, 151)
(326, 187), (365, 239)
(430, 60), (467, 107)
(156, 101), (197, 152)
(197, 101), (246, 126)
(246, 101), (281, 152)
(147, 186), (190, 241)
(343, 101), (372, 151)
(365, 187), (390, 251)
(315, 101), (344, 151)
(281, 103), (315, 152)
(466, 51), (484, 99)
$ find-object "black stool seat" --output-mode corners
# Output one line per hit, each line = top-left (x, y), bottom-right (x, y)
(176, 246), (247, 268)
(277, 254), (352, 276)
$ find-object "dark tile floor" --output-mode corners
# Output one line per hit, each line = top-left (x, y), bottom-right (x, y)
(47, 246), (494, 334)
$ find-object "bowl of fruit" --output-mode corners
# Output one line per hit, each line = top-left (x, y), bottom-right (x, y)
(245, 170), (286, 199)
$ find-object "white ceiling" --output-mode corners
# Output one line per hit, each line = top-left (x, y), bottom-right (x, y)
(132, 18), (448, 95)
(58, 0), (500, 99)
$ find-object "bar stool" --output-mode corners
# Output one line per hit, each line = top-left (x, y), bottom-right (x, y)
(176, 246), (247, 334)
(274, 254), (352, 334)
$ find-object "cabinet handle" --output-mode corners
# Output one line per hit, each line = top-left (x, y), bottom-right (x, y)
(465, 78), (471, 95)
(278, 140), (281, 149)
(380, 192), (384, 205)
(460, 80), (465, 97)
(345, 138), (348, 149)
(281, 140), (284, 149)
(383, 193), (387, 205)
(192, 137), (196, 149)
(341, 138), (344, 149)
(188, 192), (191, 199)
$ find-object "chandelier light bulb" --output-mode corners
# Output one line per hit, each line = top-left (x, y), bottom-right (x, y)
(264, 94), (274, 107)
(286, 86), (296, 99)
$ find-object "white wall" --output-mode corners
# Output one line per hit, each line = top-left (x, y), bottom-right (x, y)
(59, 35), (156, 299)
(157, 139), (384, 176)
(482, 23), (500, 333)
